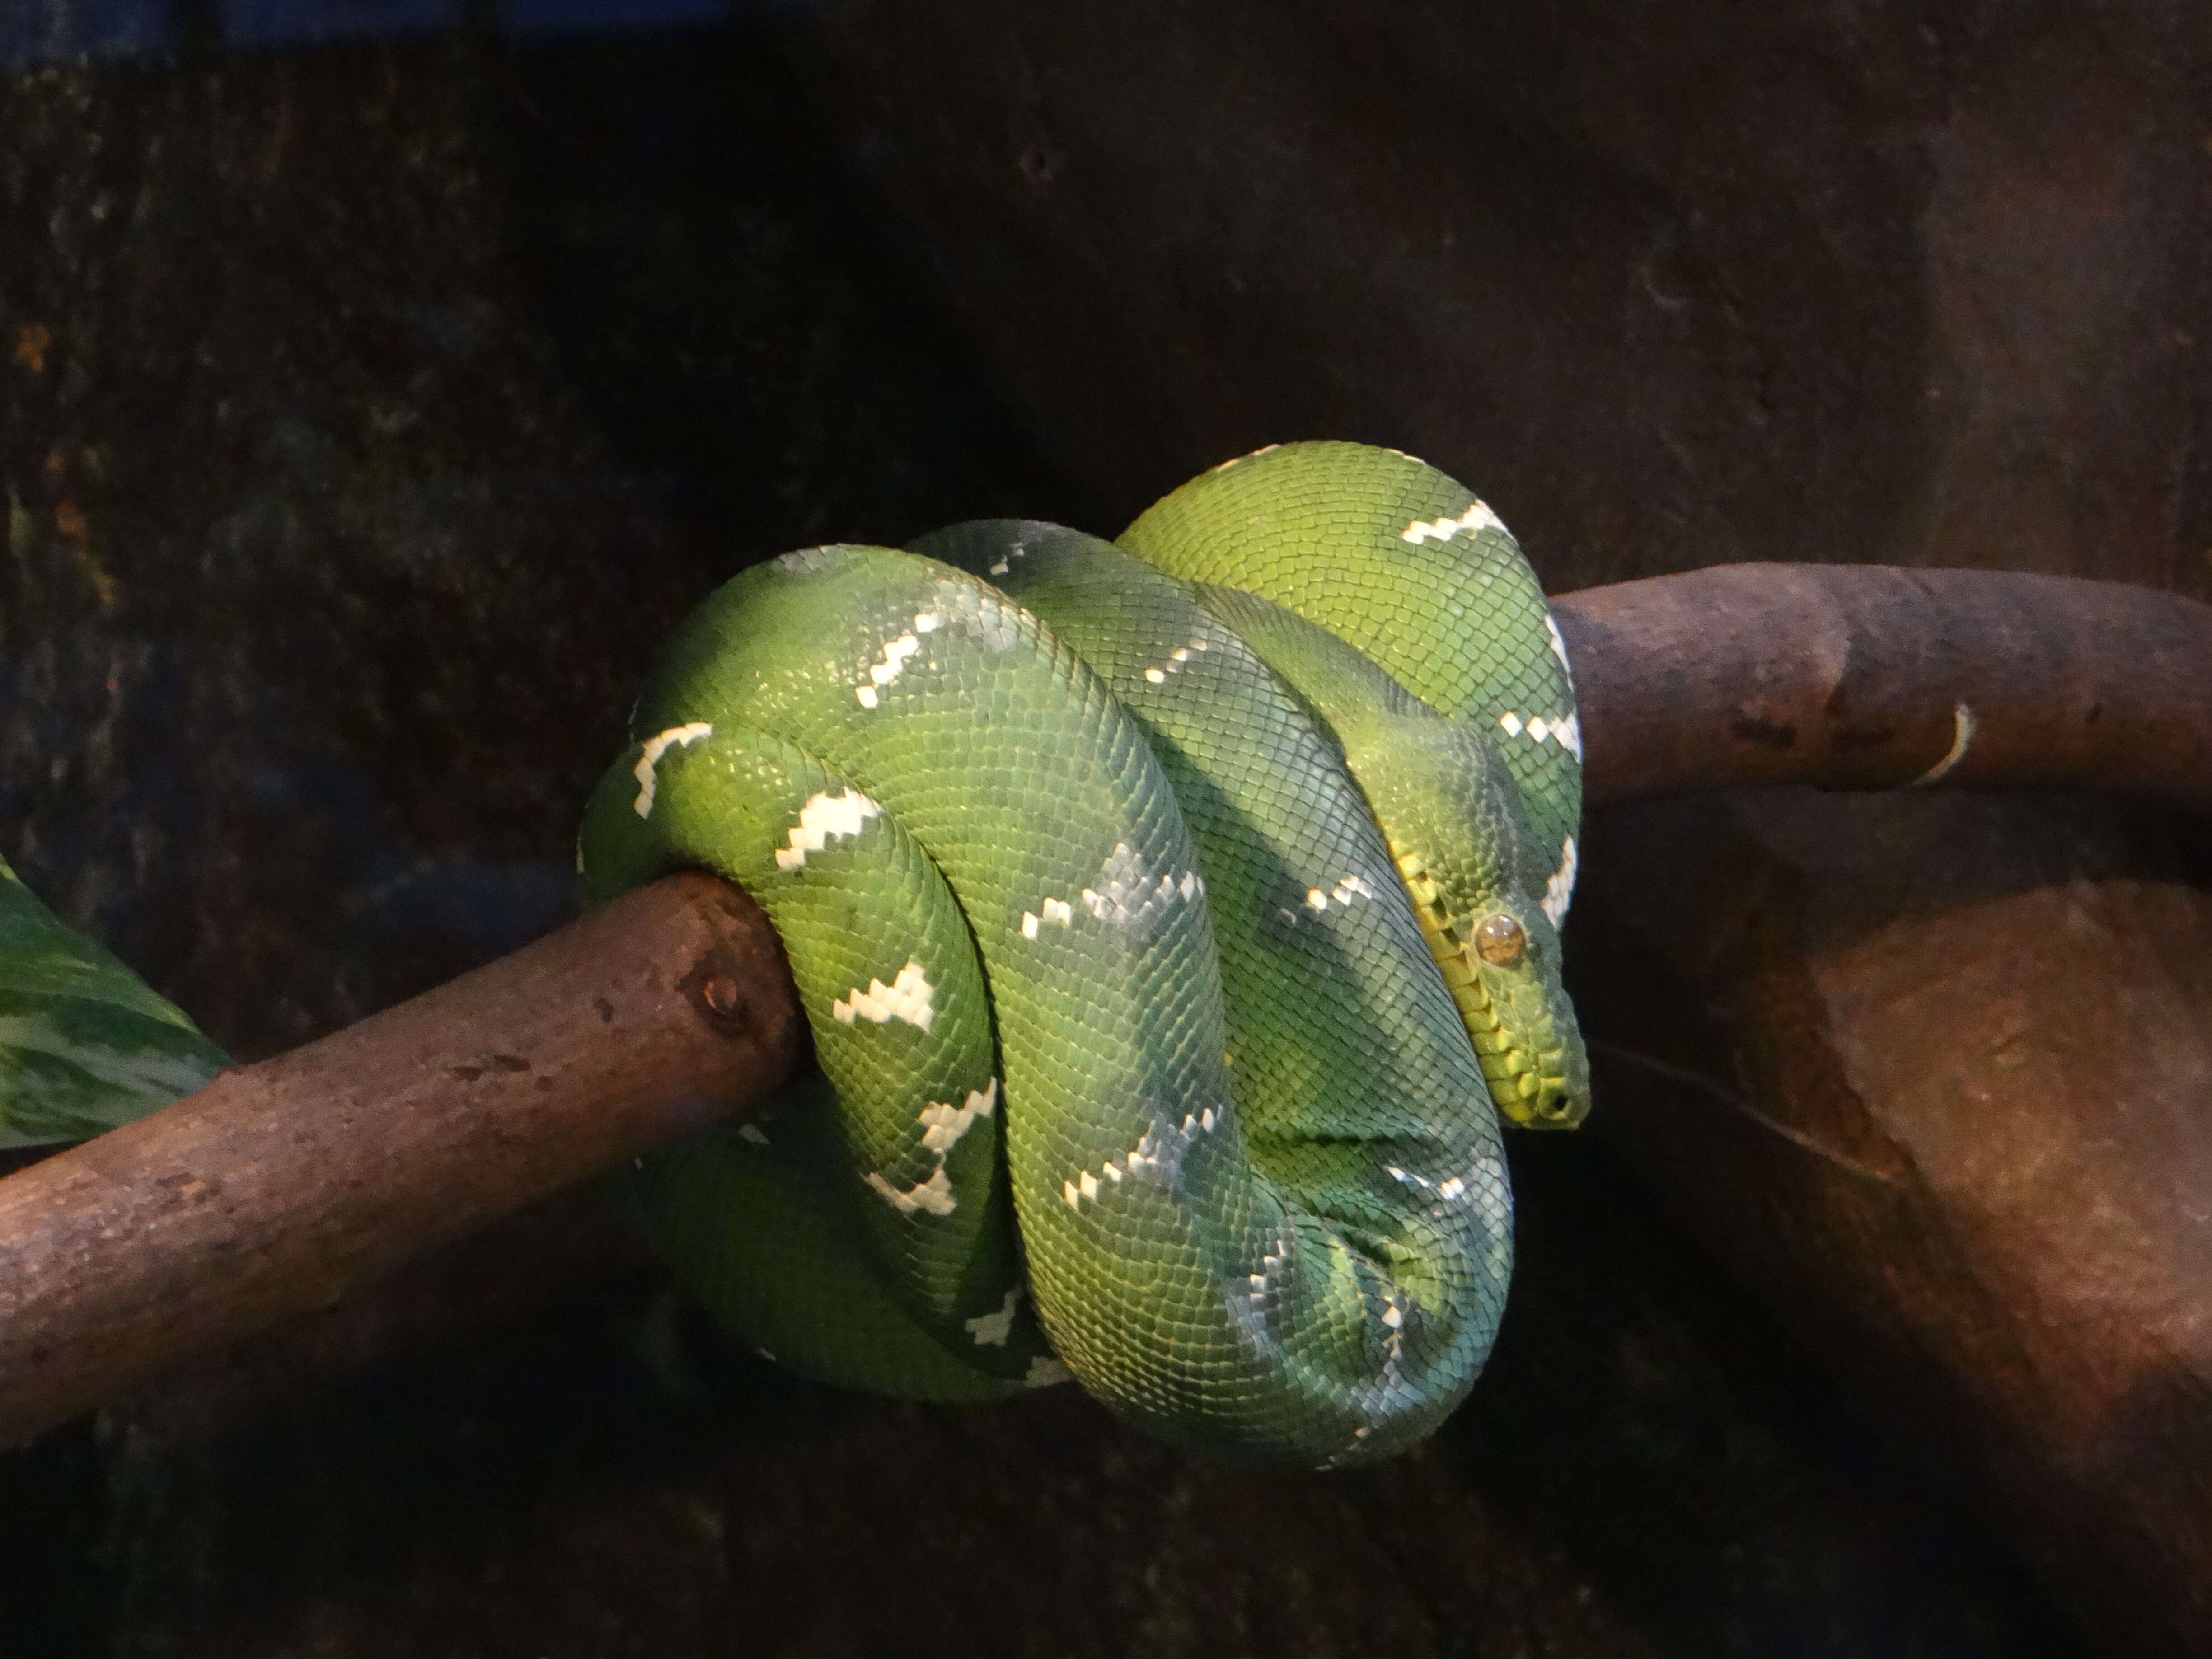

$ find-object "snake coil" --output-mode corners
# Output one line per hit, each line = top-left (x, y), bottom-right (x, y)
(578, 441), (1586, 1469)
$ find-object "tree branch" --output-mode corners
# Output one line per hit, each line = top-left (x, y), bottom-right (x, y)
(0, 873), (803, 1447)
(1556, 564), (2212, 812)
(0, 564), (2206, 1448)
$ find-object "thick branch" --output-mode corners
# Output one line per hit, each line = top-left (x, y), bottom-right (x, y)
(0, 873), (803, 1448)
(1, 564), (2206, 1448)
(1555, 564), (2212, 812)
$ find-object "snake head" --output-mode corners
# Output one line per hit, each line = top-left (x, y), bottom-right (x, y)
(1391, 840), (1591, 1131)
(1457, 894), (1589, 1128)
(1183, 579), (1593, 1130)
(1349, 708), (1590, 1132)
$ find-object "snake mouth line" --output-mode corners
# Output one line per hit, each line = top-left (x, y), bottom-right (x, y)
(1404, 902), (1567, 1127)
(1390, 844), (1587, 1130)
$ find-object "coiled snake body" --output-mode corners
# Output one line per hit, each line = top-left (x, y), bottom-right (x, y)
(578, 442), (1586, 1469)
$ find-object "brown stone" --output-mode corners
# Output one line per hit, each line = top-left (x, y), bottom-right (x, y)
(2, 7), (2202, 1653)
(781, 5), (2212, 1651)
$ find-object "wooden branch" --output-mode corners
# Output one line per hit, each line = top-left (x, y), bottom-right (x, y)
(0, 563), (2205, 1449)
(0, 873), (804, 1448)
(1555, 564), (2212, 813)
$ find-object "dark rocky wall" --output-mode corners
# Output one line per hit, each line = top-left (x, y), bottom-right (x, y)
(0, 26), (1067, 1059)
(780, 0), (2210, 600)
(0, 7), (2197, 1656)
(769, 3), (2212, 1654)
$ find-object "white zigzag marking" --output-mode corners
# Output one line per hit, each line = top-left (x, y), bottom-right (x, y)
(865, 1163), (956, 1216)
(1020, 895), (1075, 939)
(964, 1286), (1021, 1346)
(1390, 1164), (1471, 1204)
(631, 723), (712, 817)
(1245, 1236), (1291, 1308)
(864, 1080), (995, 1224)
(1544, 612), (1575, 684)
(773, 788), (882, 872)
(1142, 641), (1206, 685)
(1501, 710), (1584, 760)
(832, 959), (935, 1031)
(1209, 443), (1279, 473)
(1067, 1105), (1223, 1209)
(1400, 500), (1504, 546)
(1303, 873), (1377, 912)
(918, 1078), (997, 1153)
(1080, 842), (1203, 932)
(855, 630), (923, 708)
(1542, 835), (1579, 927)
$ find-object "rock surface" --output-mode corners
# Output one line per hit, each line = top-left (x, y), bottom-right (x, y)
(1576, 792), (2212, 1652)
(781, 0), (2210, 601)
(773, 4), (2212, 1653)
(0, 7), (2197, 1656)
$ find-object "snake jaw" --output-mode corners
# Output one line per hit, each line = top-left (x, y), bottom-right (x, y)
(1392, 842), (1589, 1130)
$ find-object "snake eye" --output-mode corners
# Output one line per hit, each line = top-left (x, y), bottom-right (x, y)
(1472, 913), (1527, 967)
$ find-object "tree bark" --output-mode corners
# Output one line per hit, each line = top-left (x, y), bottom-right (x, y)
(1557, 564), (2212, 813)
(0, 872), (803, 1449)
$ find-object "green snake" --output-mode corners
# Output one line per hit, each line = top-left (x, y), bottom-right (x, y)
(577, 441), (1587, 1469)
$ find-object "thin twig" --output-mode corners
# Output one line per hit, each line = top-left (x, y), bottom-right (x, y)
(1587, 1037), (1902, 1187)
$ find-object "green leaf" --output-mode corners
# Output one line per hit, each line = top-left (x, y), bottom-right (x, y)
(0, 855), (228, 1149)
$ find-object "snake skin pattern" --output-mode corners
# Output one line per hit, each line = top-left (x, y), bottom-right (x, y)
(576, 442), (1586, 1469)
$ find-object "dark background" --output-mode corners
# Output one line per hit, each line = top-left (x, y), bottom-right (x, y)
(3, 3), (2204, 1654)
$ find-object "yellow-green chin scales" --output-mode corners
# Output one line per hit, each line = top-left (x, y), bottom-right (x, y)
(576, 441), (1587, 1469)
